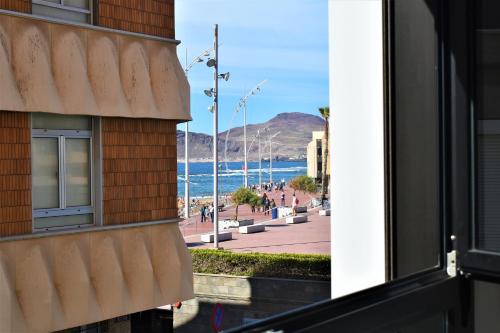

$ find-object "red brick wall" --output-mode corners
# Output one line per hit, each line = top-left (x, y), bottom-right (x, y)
(0, 112), (32, 237)
(102, 118), (178, 225)
(0, 0), (31, 13)
(96, 0), (175, 39)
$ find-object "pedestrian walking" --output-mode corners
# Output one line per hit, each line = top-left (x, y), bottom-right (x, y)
(261, 193), (268, 213)
(292, 192), (299, 216)
(209, 203), (214, 222)
(264, 197), (270, 216)
(280, 190), (286, 207)
(200, 205), (206, 223)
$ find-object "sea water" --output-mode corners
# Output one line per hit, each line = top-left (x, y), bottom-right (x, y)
(177, 160), (307, 198)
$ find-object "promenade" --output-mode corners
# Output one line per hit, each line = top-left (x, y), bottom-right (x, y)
(180, 188), (331, 255)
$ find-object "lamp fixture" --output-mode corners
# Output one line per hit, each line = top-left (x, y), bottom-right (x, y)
(204, 88), (214, 97)
(218, 72), (230, 81)
(206, 58), (217, 67)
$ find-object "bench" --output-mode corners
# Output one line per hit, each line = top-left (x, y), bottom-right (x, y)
(295, 206), (307, 213)
(319, 209), (331, 216)
(218, 204), (225, 212)
(239, 224), (265, 234)
(201, 231), (233, 243)
(286, 215), (307, 224)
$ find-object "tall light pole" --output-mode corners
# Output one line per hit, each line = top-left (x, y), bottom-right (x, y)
(255, 127), (268, 188)
(204, 24), (230, 249)
(235, 80), (267, 188)
(184, 47), (213, 218)
(268, 131), (280, 183)
(213, 24), (219, 249)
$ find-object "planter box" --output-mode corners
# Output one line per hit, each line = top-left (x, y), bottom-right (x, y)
(201, 231), (233, 243)
(286, 215), (307, 224)
(220, 219), (254, 229)
(278, 207), (293, 218)
(239, 224), (265, 234)
(319, 209), (331, 216)
(295, 206), (307, 213)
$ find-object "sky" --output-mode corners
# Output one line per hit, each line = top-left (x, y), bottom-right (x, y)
(175, 0), (329, 135)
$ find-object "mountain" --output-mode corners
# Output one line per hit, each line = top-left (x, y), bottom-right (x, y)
(177, 112), (325, 161)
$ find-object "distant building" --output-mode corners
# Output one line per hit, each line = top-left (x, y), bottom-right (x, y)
(0, 1), (192, 332)
(307, 131), (329, 179)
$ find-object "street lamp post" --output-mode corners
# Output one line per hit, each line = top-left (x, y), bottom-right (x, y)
(184, 47), (213, 219)
(213, 24), (219, 249)
(268, 131), (280, 184)
(258, 129), (262, 188)
(204, 25), (230, 249)
(235, 80), (267, 189)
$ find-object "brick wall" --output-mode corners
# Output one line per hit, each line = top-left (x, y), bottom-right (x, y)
(0, 0), (31, 13)
(96, 0), (175, 39)
(0, 112), (32, 237)
(102, 117), (178, 225)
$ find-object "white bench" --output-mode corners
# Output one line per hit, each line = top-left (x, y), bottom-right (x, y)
(286, 215), (307, 224)
(319, 209), (331, 216)
(295, 206), (307, 213)
(239, 224), (265, 234)
(201, 231), (233, 243)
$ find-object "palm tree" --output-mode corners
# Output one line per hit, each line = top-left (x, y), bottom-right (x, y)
(318, 107), (330, 198)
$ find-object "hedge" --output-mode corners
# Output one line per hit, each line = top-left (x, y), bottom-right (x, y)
(190, 249), (330, 281)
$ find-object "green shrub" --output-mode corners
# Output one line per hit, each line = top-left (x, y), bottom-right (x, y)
(289, 175), (317, 194)
(190, 249), (330, 281)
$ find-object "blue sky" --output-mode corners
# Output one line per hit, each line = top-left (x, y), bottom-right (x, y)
(175, 0), (329, 135)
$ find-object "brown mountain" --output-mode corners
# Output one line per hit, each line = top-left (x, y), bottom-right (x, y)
(177, 112), (325, 161)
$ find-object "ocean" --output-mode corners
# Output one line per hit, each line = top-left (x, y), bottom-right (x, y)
(177, 160), (307, 198)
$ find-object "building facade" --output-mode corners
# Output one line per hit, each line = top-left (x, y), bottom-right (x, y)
(306, 131), (329, 180)
(0, 1), (193, 332)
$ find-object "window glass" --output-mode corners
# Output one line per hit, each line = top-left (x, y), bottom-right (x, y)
(475, 0), (500, 252)
(32, 113), (91, 131)
(32, 114), (94, 230)
(35, 214), (93, 229)
(66, 138), (91, 207)
(32, 0), (91, 24)
(64, 0), (89, 10)
(393, 0), (441, 278)
(32, 137), (59, 209)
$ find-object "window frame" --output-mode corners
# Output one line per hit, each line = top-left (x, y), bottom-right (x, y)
(31, 115), (99, 231)
(451, 0), (500, 280)
(32, 0), (93, 24)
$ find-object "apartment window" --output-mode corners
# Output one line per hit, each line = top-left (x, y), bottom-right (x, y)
(32, 0), (92, 24)
(32, 113), (95, 230)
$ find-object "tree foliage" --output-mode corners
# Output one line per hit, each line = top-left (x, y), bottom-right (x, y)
(289, 175), (317, 194)
(231, 187), (260, 220)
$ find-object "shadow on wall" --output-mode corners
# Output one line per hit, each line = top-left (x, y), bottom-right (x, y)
(173, 274), (331, 333)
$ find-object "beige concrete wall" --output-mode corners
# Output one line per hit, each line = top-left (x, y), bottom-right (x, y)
(0, 222), (193, 333)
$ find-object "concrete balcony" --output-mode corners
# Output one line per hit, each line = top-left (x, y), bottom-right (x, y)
(0, 221), (193, 333)
(0, 9), (190, 121)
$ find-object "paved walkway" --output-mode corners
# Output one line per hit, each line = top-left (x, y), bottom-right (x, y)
(180, 188), (330, 255)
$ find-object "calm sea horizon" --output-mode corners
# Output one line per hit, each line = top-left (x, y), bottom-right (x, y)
(177, 160), (307, 198)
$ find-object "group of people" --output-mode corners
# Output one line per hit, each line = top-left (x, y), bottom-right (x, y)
(249, 178), (287, 193)
(257, 193), (278, 215)
(199, 203), (215, 223)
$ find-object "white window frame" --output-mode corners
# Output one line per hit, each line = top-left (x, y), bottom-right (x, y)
(31, 116), (100, 231)
(32, 0), (93, 24)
